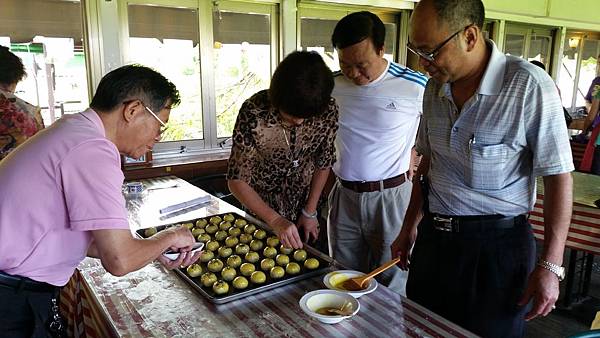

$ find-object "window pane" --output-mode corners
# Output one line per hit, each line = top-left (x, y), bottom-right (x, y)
(505, 34), (525, 58)
(383, 23), (396, 63)
(577, 39), (599, 107)
(558, 37), (579, 110)
(213, 11), (272, 138)
(0, 0), (89, 126)
(300, 18), (339, 70)
(527, 36), (551, 66)
(127, 5), (203, 142)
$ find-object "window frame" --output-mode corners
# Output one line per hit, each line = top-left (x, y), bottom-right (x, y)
(118, 0), (279, 160)
(297, 3), (402, 64)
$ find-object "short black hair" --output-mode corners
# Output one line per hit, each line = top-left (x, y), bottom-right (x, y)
(0, 46), (26, 86)
(530, 60), (546, 71)
(431, 0), (485, 31)
(269, 51), (333, 119)
(331, 11), (385, 51)
(90, 64), (180, 113)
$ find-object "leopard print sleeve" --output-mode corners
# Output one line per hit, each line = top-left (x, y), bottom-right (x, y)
(226, 97), (259, 182)
(314, 97), (339, 169)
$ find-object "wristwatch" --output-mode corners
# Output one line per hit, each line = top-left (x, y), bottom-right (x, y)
(537, 259), (565, 281)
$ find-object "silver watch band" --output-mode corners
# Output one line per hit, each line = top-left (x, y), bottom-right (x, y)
(537, 260), (565, 281)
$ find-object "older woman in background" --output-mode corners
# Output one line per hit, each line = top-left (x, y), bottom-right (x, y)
(227, 51), (338, 250)
(0, 45), (44, 160)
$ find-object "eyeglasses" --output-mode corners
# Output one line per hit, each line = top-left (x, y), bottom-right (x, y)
(142, 104), (169, 135)
(407, 24), (473, 62)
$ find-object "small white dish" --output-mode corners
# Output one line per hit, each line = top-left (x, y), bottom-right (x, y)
(323, 270), (378, 298)
(163, 242), (204, 261)
(299, 289), (360, 324)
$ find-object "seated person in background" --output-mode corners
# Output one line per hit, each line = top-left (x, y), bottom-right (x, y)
(0, 45), (44, 160)
(0, 65), (200, 337)
(227, 51), (338, 250)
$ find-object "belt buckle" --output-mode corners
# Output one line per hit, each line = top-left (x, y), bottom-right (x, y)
(433, 216), (455, 232)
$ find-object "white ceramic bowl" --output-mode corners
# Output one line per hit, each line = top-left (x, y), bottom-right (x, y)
(299, 289), (360, 324)
(323, 270), (378, 298)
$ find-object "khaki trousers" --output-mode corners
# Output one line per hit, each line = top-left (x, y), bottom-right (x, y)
(327, 179), (412, 295)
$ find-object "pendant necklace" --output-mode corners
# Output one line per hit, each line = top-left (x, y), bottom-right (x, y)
(282, 127), (300, 168)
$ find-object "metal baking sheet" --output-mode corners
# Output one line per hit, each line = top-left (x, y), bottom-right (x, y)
(137, 212), (334, 304)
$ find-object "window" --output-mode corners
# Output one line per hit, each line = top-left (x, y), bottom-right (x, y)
(0, 0), (89, 126)
(577, 39), (599, 107)
(558, 34), (600, 112)
(213, 8), (273, 138)
(503, 24), (554, 68)
(122, 1), (277, 157)
(299, 7), (399, 71)
(559, 36), (579, 111)
(127, 4), (203, 143)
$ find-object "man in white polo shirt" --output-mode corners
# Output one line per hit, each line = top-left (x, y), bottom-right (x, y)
(328, 11), (427, 295)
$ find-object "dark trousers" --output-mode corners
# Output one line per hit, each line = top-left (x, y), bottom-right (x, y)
(0, 285), (57, 338)
(406, 216), (536, 338)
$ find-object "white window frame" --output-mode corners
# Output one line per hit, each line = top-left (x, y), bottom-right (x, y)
(116, 0), (279, 160)
(297, 3), (403, 64)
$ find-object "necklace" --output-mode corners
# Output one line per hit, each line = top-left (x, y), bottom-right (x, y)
(282, 127), (300, 168)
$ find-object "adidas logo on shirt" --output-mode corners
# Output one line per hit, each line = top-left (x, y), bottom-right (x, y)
(386, 102), (398, 110)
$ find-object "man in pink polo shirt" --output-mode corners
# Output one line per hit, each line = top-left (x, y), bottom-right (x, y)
(0, 65), (200, 337)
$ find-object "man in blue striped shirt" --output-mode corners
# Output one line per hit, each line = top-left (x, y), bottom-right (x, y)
(392, 0), (573, 337)
(328, 11), (427, 295)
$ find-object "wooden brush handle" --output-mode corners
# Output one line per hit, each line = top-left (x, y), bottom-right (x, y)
(364, 257), (402, 280)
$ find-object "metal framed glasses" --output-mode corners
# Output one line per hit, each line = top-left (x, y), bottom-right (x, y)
(407, 24), (473, 62)
(122, 99), (169, 135)
(142, 104), (169, 135)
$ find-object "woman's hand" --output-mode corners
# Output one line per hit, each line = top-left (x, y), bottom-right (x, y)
(269, 215), (303, 249)
(297, 214), (319, 243)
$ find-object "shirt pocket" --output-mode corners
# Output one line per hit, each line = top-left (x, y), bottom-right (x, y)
(466, 143), (510, 190)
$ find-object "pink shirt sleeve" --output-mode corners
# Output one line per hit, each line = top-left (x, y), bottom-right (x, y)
(58, 139), (130, 231)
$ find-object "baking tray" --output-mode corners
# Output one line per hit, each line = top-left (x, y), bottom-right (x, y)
(137, 212), (333, 304)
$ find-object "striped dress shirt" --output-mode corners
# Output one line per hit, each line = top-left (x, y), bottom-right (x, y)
(416, 40), (574, 216)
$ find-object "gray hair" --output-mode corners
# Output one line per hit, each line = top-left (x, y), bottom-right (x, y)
(431, 0), (485, 32)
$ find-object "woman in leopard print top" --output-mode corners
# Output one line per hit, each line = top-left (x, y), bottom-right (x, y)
(227, 51), (338, 249)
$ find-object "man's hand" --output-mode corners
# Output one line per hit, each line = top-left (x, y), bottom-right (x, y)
(391, 226), (418, 270)
(156, 226), (200, 269)
(297, 214), (319, 243)
(518, 266), (560, 320)
(269, 215), (303, 249)
(159, 225), (196, 250)
(158, 250), (202, 270)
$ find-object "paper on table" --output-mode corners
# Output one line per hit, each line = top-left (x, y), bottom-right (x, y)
(159, 196), (211, 214)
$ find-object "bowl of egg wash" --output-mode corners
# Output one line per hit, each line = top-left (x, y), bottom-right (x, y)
(323, 270), (378, 298)
(299, 289), (360, 324)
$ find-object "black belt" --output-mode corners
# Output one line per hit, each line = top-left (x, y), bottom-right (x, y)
(339, 172), (408, 193)
(0, 271), (58, 293)
(428, 214), (527, 233)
